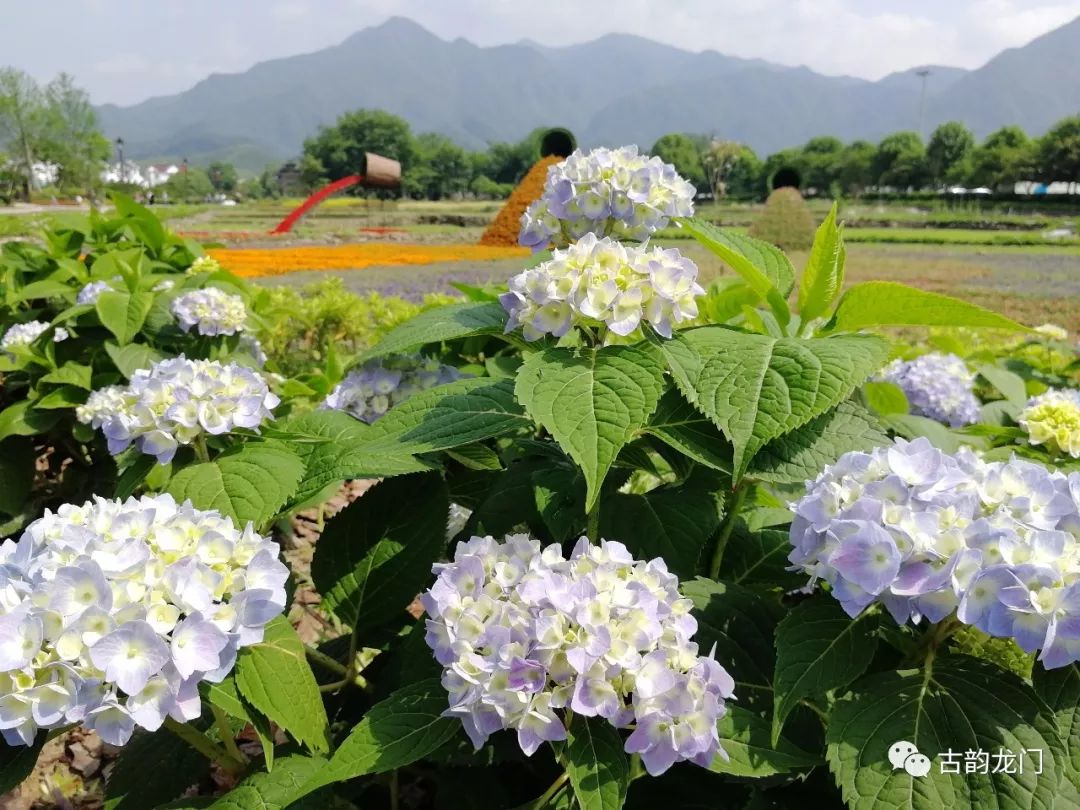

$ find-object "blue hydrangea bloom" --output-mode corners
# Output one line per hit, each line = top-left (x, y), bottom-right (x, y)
(878, 352), (980, 427)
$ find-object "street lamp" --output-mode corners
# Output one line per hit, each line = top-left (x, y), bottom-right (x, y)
(115, 137), (125, 184)
(916, 69), (932, 139)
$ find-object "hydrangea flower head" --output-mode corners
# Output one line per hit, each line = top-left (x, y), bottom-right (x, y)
(0, 493), (288, 746)
(323, 355), (462, 423)
(789, 436), (1080, 668)
(1034, 323), (1069, 341)
(1, 321), (68, 359)
(1019, 389), (1080, 458)
(80, 357), (279, 464)
(171, 287), (248, 336)
(188, 256), (222, 275)
(422, 534), (734, 774)
(878, 352), (980, 427)
(519, 146), (696, 250)
(501, 233), (703, 342)
(77, 280), (113, 305)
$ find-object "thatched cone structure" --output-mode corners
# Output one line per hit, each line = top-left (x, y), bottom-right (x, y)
(748, 187), (816, 252)
(478, 155), (561, 246)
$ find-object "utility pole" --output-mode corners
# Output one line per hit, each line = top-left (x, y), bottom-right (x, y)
(916, 69), (932, 139)
(115, 137), (125, 184)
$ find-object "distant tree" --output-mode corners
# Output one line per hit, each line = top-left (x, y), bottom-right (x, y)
(651, 133), (706, 190)
(470, 175), (513, 199)
(0, 68), (50, 199)
(837, 140), (876, 194)
(206, 161), (239, 194)
(406, 133), (471, 199)
(160, 167), (214, 201)
(801, 136), (843, 191)
(873, 132), (929, 189)
(968, 126), (1033, 187)
(762, 147), (806, 192)
(39, 73), (110, 196)
(703, 140), (758, 198)
(1036, 115), (1080, 181)
(303, 109), (417, 190)
(477, 137), (538, 185)
(298, 154), (327, 190)
(926, 122), (975, 185)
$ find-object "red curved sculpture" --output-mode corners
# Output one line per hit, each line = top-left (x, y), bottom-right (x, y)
(270, 152), (402, 235)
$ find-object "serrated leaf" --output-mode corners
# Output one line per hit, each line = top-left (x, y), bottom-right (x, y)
(104, 727), (211, 810)
(719, 524), (806, 591)
(362, 302), (510, 359)
(863, 381), (910, 416)
(446, 443), (503, 470)
(661, 327), (889, 480)
(105, 342), (165, 379)
(828, 282), (1029, 333)
(365, 377), (528, 455)
(565, 715), (629, 810)
(798, 202), (845, 324)
(167, 443), (305, 527)
(1032, 663), (1080, 800)
(235, 616), (329, 753)
(710, 705), (820, 777)
(39, 361), (92, 390)
(0, 733), (44, 794)
(977, 365), (1028, 407)
(208, 755), (325, 810)
(311, 473), (448, 631)
(203, 675), (275, 772)
(773, 596), (879, 745)
(644, 389), (732, 472)
(96, 289), (154, 345)
(293, 679), (460, 800)
(600, 470), (725, 578)
(532, 465), (585, 542)
(516, 345), (666, 510)
(749, 400), (888, 485)
(827, 655), (1064, 810)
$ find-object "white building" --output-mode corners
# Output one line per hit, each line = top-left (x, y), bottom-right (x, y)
(99, 161), (180, 188)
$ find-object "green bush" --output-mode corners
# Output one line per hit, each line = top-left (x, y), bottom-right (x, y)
(747, 187), (816, 250)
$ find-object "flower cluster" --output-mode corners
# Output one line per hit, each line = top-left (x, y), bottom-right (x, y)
(78, 357), (279, 464)
(0, 493), (288, 747)
(789, 437), (1080, 668)
(188, 256), (222, 275)
(171, 287), (248, 336)
(1, 321), (68, 358)
(501, 233), (703, 342)
(1019, 389), (1080, 458)
(1034, 323), (1069, 342)
(519, 146), (696, 250)
(323, 355), (462, 424)
(77, 280), (113, 305)
(878, 352), (980, 427)
(422, 535), (735, 775)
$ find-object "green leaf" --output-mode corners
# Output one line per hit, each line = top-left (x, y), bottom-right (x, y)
(700, 278), (762, 325)
(0, 732), (44, 794)
(798, 202), (846, 324)
(748, 400), (888, 485)
(235, 616), (329, 753)
(167, 443), (305, 527)
(678, 218), (794, 325)
(104, 727), (211, 810)
(977, 364), (1029, 407)
(207, 755), (325, 810)
(862, 381), (910, 416)
(827, 655), (1064, 810)
(115, 454), (157, 500)
(600, 470), (725, 578)
(1032, 664), (1080, 800)
(532, 465), (585, 542)
(0, 401), (60, 442)
(39, 361), (93, 390)
(0, 439), (34, 516)
(293, 679), (460, 800)
(362, 302), (510, 359)
(281, 410), (431, 510)
(772, 596), (879, 745)
(105, 342), (166, 379)
(719, 524), (805, 591)
(35, 385), (86, 409)
(516, 345), (666, 510)
(661, 327), (889, 479)
(311, 473), (448, 631)
(828, 282), (1029, 333)
(96, 289), (154, 345)
(644, 389), (732, 472)
(565, 715), (630, 810)
(445, 443), (503, 470)
(203, 675), (275, 771)
(365, 377), (529, 455)
(883, 413), (963, 453)
(709, 705), (820, 777)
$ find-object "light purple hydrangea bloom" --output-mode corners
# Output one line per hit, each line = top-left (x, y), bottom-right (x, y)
(171, 287), (248, 336)
(322, 355), (462, 423)
(1, 321), (68, 359)
(789, 436), (1080, 668)
(501, 233), (703, 343)
(519, 146), (696, 250)
(878, 352), (980, 427)
(79, 356), (279, 464)
(77, 280), (113, 305)
(422, 535), (735, 775)
(0, 493), (288, 746)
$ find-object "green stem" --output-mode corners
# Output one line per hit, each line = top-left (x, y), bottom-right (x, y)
(193, 433), (210, 463)
(586, 500), (600, 543)
(389, 770), (400, 810)
(305, 645), (349, 677)
(164, 716), (246, 775)
(210, 703), (248, 766)
(709, 486), (747, 579)
(530, 772), (569, 809)
(904, 614), (964, 668)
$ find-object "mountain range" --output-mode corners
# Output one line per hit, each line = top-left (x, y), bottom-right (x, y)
(96, 15), (1080, 172)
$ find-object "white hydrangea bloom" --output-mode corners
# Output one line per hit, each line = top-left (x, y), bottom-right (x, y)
(81, 357), (279, 464)
(187, 256), (222, 276)
(1034, 323), (1069, 341)
(323, 355), (462, 424)
(171, 288), (248, 336)
(1019, 389), (1080, 458)
(501, 233), (703, 342)
(0, 493), (288, 747)
(1, 322), (68, 359)
(77, 280), (113, 305)
(519, 146), (696, 249)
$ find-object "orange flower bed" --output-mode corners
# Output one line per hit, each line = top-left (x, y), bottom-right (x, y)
(479, 156), (562, 247)
(208, 243), (529, 278)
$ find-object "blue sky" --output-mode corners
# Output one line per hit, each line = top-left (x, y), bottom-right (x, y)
(4, 0), (1079, 105)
